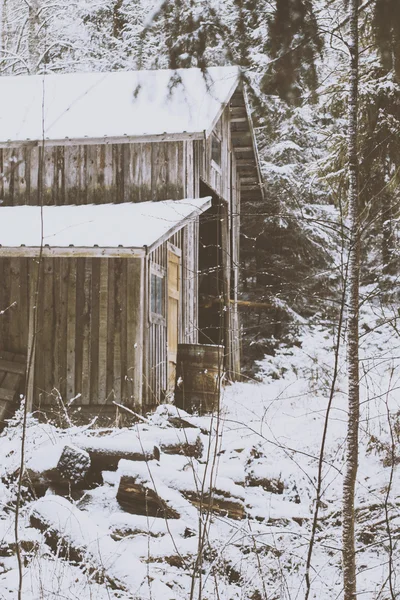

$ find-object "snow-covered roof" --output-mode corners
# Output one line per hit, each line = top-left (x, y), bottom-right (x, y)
(0, 67), (240, 145)
(0, 198), (211, 256)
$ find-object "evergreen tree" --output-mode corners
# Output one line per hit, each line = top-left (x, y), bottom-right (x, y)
(262, 0), (323, 103)
(373, 0), (400, 78)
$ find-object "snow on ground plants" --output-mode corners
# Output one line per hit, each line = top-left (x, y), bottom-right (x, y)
(0, 288), (399, 599)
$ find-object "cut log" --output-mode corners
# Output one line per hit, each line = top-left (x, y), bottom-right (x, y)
(117, 476), (180, 519)
(57, 444), (91, 484)
(26, 444), (91, 491)
(183, 490), (245, 520)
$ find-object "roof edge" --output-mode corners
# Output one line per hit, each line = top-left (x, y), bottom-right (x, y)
(0, 131), (205, 149)
(146, 196), (212, 253)
(0, 246), (146, 258)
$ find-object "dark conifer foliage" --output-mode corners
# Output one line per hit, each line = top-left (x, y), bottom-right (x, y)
(262, 0), (323, 103)
(149, 0), (227, 70)
(373, 0), (400, 78)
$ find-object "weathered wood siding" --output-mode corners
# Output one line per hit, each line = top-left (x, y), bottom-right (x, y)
(0, 256), (144, 410)
(1, 142), (186, 206)
(196, 105), (241, 378)
(0, 257), (30, 356)
(143, 222), (200, 407)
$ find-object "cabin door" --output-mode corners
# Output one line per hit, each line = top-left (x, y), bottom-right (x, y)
(167, 247), (181, 394)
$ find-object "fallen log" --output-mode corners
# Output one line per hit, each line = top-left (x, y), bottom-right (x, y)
(159, 434), (203, 458)
(246, 474), (284, 494)
(76, 427), (203, 471)
(83, 447), (156, 472)
(116, 476), (180, 519)
(30, 496), (146, 590)
(183, 490), (245, 520)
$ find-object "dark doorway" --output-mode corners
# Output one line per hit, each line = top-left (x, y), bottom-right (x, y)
(198, 181), (225, 346)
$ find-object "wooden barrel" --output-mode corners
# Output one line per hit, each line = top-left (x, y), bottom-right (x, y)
(175, 344), (224, 414)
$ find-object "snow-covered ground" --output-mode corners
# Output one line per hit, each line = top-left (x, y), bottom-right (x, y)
(0, 288), (399, 600)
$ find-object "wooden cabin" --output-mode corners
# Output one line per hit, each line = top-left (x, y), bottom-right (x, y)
(0, 66), (263, 416)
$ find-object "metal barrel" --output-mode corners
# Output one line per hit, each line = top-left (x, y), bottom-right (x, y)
(174, 343), (224, 414)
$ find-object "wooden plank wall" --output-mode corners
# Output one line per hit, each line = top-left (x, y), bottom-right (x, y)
(0, 141), (186, 206)
(0, 256), (144, 410)
(144, 231), (188, 407)
(0, 257), (29, 355)
(181, 220), (199, 345)
(197, 105), (242, 379)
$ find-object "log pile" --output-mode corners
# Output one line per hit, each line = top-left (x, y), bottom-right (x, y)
(27, 420), (248, 591)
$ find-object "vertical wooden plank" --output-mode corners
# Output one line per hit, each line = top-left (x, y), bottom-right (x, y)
(0, 149), (4, 204)
(12, 147), (26, 205)
(120, 260), (128, 402)
(8, 258), (20, 353)
(74, 258), (85, 402)
(137, 143), (153, 201)
(58, 258), (69, 401)
(87, 145), (98, 205)
(122, 144), (131, 203)
(0, 258), (7, 348)
(42, 258), (54, 402)
(106, 259), (115, 402)
(2, 149), (12, 205)
(126, 257), (144, 408)
(26, 259), (38, 412)
(193, 140), (201, 198)
(104, 143), (114, 203)
(90, 259), (100, 404)
(55, 146), (65, 205)
(98, 260), (108, 403)
(64, 146), (77, 204)
(43, 146), (55, 206)
(185, 141), (194, 198)
(52, 257), (61, 397)
(81, 258), (92, 404)
(151, 143), (166, 200)
(20, 259), (29, 352)
(97, 145), (106, 205)
(113, 145), (123, 203)
(113, 259), (122, 403)
(29, 146), (40, 205)
(66, 259), (76, 401)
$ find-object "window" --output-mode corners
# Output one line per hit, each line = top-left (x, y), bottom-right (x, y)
(211, 133), (222, 167)
(150, 269), (164, 317)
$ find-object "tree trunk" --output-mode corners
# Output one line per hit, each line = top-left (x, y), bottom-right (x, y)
(343, 0), (360, 598)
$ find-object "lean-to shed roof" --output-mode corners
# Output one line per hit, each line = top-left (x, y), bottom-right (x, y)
(0, 67), (240, 145)
(0, 198), (211, 257)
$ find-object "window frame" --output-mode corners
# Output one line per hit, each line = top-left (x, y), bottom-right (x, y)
(211, 132), (222, 172)
(149, 262), (166, 325)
